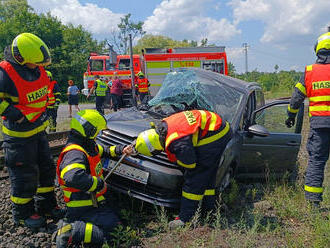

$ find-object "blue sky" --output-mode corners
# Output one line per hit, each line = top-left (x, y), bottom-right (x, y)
(28, 0), (330, 73)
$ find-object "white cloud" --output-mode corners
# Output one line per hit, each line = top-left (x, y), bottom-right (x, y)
(28, 0), (123, 35)
(226, 47), (244, 60)
(229, 0), (330, 46)
(143, 0), (240, 43)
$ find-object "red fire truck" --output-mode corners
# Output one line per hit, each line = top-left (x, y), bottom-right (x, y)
(83, 46), (228, 105)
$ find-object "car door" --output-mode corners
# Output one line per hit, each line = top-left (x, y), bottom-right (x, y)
(237, 99), (304, 178)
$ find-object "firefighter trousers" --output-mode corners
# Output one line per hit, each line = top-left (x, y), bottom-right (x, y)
(4, 133), (57, 220)
(305, 127), (330, 202)
(46, 107), (58, 132)
(67, 204), (121, 242)
(179, 128), (232, 222)
(96, 96), (106, 115)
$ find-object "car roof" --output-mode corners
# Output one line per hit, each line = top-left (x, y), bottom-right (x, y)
(191, 67), (261, 93)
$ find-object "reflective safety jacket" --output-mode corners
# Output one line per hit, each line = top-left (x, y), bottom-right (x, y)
(95, 79), (108, 96)
(0, 61), (49, 122)
(136, 77), (149, 93)
(57, 144), (107, 208)
(47, 80), (61, 108)
(305, 64), (330, 116)
(163, 110), (230, 166)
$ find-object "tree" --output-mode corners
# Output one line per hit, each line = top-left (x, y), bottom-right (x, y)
(108, 14), (145, 54)
(228, 62), (236, 76)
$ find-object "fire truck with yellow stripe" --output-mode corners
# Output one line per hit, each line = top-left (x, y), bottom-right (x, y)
(83, 46), (228, 106)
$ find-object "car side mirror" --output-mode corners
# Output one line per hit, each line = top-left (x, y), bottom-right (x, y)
(248, 124), (269, 137)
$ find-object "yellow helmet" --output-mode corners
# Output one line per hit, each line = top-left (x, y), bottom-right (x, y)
(11, 33), (51, 66)
(71, 109), (107, 139)
(137, 71), (144, 77)
(315, 32), (330, 54)
(135, 129), (164, 156)
(46, 70), (52, 79)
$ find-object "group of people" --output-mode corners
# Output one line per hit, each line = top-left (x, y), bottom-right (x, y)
(1, 30), (329, 247)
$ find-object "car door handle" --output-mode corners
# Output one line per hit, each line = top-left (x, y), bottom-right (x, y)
(287, 141), (299, 146)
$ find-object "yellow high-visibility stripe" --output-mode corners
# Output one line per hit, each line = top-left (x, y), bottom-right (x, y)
(84, 223), (93, 243)
(10, 195), (32, 204)
(37, 186), (54, 193)
(199, 110), (207, 129)
(295, 82), (306, 95)
(25, 112), (42, 121)
(61, 163), (86, 179)
(288, 105), (299, 113)
(192, 131), (198, 146)
(57, 224), (72, 236)
(304, 185), (323, 193)
(165, 132), (179, 148)
(63, 190), (72, 199)
(0, 92), (19, 102)
(97, 144), (104, 157)
(66, 196), (105, 207)
(177, 160), (196, 169)
(182, 191), (203, 201)
(309, 105), (330, 112)
(149, 83), (162, 86)
(196, 122), (229, 147)
(110, 146), (116, 157)
(146, 61), (171, 68)
(26, 100), (47, 108)
(204, 189), (215, 196)
(0, 100), (9, 114)
(208, 112), (217, 131)
(88, 176), (98, 192)
(306, 65), (313, 71)
(2, 120), (48, 138)
(309, 96), (330, 102)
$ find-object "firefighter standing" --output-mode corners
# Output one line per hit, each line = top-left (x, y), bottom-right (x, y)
(46, 70), (61, 132)
(135, 71), (150, 104)
(55, 109), (132, 247)
(286, 30), (330, 207)
(134, 110), (232, 228)
(0, 33), (63, 229)
(87, 75), (108, 115)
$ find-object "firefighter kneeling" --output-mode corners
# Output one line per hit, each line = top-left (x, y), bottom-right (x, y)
(134, 110), (232, 228)
(55, 109), (132, 247)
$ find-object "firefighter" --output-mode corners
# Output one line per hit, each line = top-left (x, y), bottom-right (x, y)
(286, 30), (330, 208)
(134, 110), (232, 228)
(0, 33), (63, 229)
(135, 71), (150, 104)
(46, 70), (61, 132)
(55, 109), (133, 247)
(87, 75), (108, 115)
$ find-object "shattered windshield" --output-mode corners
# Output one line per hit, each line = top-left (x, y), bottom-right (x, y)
(148, 69), (244, 123)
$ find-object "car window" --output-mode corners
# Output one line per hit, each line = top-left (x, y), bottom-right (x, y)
(254, 103), (297, 133)
(255, 90), (264, 109)
(90, 59), (103, 71)
(148, 69), (244, 123)
(240, 93), (254, 130)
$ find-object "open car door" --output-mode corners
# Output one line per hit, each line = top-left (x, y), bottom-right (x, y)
(237, 100), (304, 179)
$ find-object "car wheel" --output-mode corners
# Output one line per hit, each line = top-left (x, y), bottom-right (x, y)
(217, 166), (233, 192)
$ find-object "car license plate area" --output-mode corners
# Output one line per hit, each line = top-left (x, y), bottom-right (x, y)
(103, 159), (149, 185)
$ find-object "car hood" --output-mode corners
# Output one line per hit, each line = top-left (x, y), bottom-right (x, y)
(105, 107), (158, 137)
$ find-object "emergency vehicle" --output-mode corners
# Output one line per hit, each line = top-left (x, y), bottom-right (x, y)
(83, 46), (228, 105)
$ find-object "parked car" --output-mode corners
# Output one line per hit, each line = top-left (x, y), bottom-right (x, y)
(96, 68), (304, 208)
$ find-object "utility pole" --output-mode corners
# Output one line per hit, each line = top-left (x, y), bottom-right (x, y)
(242, 43), (249, 73)
(129, 34), (137, 107)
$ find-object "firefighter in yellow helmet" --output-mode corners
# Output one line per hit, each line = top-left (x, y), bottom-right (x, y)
(286, 28), (330, 208)
(46, 70), (61, 132)
(135, 71), (150, 104)
(55, 109), (132, 247)
(135, 110), (232, 229)
(0, 33), (63, 230)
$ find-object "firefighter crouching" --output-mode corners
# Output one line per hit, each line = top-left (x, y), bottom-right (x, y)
(286, 30), (330, 208)
(46, 70), (61, 132)
(135, 71), (150, 104)
(0, 33), (64, 229)
(134, 110), (232, 228)
(55, 109), (133, 247)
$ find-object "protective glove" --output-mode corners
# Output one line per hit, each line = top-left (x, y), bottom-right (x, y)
(285, 117), (295, 128)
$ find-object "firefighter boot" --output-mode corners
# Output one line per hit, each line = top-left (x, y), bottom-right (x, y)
(168, 217), (185, 230)
(53, 219), (73, 248)
(42, 206), (66, 221)
(14, 213), (46, 230)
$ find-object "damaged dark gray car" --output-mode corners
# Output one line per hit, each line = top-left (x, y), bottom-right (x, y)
(96, 68), (304, 208)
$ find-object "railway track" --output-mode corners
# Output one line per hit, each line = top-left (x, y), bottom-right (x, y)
(0, 131), (70, 180)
